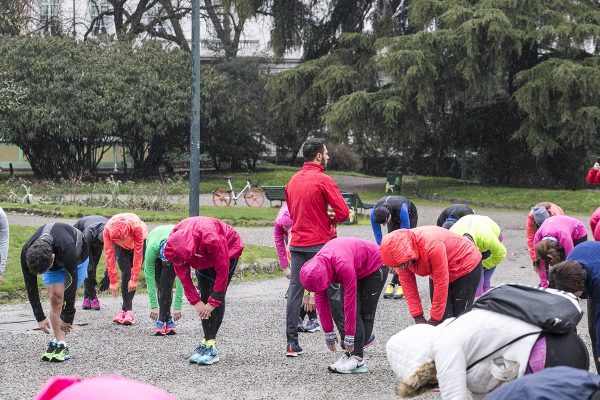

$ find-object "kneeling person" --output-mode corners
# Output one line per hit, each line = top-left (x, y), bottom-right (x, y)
(21, 222), (89, 362)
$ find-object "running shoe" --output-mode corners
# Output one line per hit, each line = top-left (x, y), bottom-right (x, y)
(198, 345), (219, 365)
(113, 310), (126, 324)
(328, 354), (349, 372)
(286, 342), (303, 357)
(394, 285), (404, 299)
(90, 298), (101, 310)
(82, 297), (91, 310)
(41, 341), (57, 361)
(154, 321), (166, 336)
(297, 317), (307, 333)
(122, 310), (136, 325)
(166, 319), (176, 335)
(51, 344), (71, 362)
(383, 284), (395, 299)
(330, 357), (367, 374)
(303, 318), (321, 333)
(189, 343), (207, 364)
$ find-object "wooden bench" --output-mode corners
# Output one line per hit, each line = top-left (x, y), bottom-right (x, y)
(262, 186), (286, 206)
(342, 192), (375, 224)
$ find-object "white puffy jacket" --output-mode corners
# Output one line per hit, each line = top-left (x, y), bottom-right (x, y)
(387, 309), (542, 400)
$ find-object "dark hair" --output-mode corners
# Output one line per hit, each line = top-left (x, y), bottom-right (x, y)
(302, 138), (325, 161)
(373, 206), (391, 224)
(535, 240), (562, 272)
(26, 240), (54, 274)
(549, 261), (587, 294)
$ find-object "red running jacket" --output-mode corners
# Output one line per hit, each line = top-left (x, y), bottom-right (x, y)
(587, 167), (600, 185)
(380, 226), (481, 321)
(164, 217), (244, 308)
(285, 163), (349, 247)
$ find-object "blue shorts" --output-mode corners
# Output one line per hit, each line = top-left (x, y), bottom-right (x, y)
(41, 258), (89, 287)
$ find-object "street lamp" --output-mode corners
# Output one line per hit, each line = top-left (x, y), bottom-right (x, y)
(189, 0), (201, 216)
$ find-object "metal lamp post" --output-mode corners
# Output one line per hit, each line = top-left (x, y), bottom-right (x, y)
(189, 0), (201, 216)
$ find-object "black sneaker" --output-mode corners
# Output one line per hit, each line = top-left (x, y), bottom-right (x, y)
(297, 317), (307, 333)
(41, 341), (57, 361)
(286, 342), (303, 357)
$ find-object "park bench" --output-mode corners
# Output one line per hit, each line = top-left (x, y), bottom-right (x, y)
(342, 192), (375, 224)
(262, 185), (286, 206)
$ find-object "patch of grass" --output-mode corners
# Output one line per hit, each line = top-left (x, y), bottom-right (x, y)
(403, 175), (600, 214)
(0, 164), (378, 200)
(0, 202), (279, 226)
(0, 225), (278, 303)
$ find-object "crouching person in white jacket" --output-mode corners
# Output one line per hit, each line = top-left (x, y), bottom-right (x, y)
(386, 308), (588, 400)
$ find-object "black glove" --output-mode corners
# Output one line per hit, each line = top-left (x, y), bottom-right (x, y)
(414, 315), (427, 324)
(427, 318), (442, 326)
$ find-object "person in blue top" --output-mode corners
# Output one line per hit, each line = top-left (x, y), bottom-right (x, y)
(484, 366), (600, 400)
(549, 240), (600, 372)
(370, 195), (418, 299)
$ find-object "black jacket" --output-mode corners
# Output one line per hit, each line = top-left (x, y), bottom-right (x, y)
(373, 196), (418, 232)
(436, 204), (475, 227)
(21, 223), (88, 324)
(74, 215), (107, 246)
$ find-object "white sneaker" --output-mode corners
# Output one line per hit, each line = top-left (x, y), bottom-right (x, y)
(332, 356), (368, 374)
(328, 354), (350, 372)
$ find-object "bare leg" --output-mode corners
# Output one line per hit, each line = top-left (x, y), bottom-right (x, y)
(47, 283), (66, 342)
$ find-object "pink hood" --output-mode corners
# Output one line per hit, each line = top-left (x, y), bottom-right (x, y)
(35, 375), (175, 400)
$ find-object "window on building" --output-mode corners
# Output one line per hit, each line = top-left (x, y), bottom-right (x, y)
(39, 0), (60, 35)
(90, 0), (110, 35)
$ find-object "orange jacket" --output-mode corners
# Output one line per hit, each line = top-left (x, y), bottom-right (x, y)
(380, 226), (481, 321)
(526, 203), (564, 262)
(103, 213), (148, 289)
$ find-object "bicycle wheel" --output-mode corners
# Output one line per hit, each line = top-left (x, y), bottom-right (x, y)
(244, 188), (265, 208)
(212, 188), (232, 206)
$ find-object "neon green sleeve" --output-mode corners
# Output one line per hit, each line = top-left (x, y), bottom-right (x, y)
(174, 277), (183, 310)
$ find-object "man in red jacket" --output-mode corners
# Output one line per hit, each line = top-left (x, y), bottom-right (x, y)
(284, 138), (350, 357)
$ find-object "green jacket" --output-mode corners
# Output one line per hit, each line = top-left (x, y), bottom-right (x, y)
(144, 225), (183, 310)
(450, 215), (506, 270)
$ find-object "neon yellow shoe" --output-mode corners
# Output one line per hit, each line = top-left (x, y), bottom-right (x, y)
(394, 285), (404, 299)
(383, 284), (394, 299)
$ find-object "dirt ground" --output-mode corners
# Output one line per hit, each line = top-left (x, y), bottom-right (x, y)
(0, 203), (595, 400)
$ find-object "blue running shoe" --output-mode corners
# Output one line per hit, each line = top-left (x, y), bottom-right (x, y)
(198, 345), (220, 365)
(189, 343), (207, 364)
(166, 319), (176, 335)
(154, 321), (166, 336)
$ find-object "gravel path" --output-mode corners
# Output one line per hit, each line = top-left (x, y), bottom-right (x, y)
(0, 204), (595, 399)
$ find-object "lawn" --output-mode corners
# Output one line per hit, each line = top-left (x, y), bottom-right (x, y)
(0, 226), (277, 302)
(403, 176), (600, 215)
(0, 202), (279, 226)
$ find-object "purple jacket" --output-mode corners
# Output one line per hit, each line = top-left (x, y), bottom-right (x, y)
(300, 237), (383, 337)
(273, 204), (292, 268)
(533, 215), (587, 286)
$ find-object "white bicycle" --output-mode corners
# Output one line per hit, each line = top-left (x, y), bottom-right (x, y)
(212, 173), (265, 208)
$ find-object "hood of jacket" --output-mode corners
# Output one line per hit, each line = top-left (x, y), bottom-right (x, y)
(380, 229), (418, 267)
(300, 254), (334, 293)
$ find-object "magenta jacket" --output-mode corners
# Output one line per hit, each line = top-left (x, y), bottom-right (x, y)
(533, 215), (587, 286)
(300, 237), (383, 338)
(273, 204), (292, 268)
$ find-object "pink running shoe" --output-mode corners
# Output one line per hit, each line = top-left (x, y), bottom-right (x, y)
(90, 298), (100, 310)
(113, 310), (126, 324)
(82, 298), (91, 310)
(122, 310), (136, 325)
